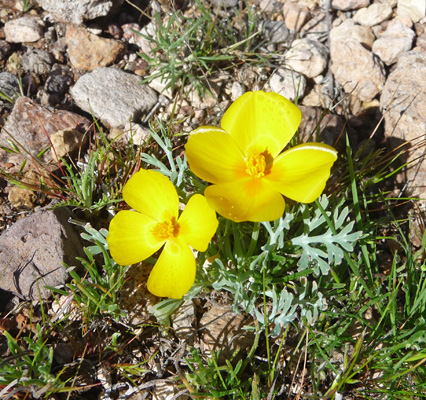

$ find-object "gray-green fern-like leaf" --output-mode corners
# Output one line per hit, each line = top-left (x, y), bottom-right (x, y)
(291, 196), (362, 275)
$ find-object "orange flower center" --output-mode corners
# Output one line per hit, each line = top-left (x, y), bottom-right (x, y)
(245, 151), (272, 178)
(153, 217), (180, 241)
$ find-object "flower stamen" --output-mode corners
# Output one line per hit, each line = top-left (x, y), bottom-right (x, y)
(245, 151), (272, 178)
(153, 217), (180, 241)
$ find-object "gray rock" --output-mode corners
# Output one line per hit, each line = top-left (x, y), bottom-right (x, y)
(231, 81), (245, 101)
(171, 299), (196, 342)
(353, 3), (393, 26)
(380, 50), (426, 198)
(0, 207), (84, 300)
(122, 122), (150, 146)
(199, 305), (254, 364)
(261, 20), (290, 43)
(43, 67), (73, 105)
(330, 38), (386, 102)
(283, 1), (311, 31)
(21, 49), (54, 75)
(210, 0), (238, 7)
(332, 0), (370, 11)
(269, 68), (306, 102)
(330, 18), (376, 49)
(301, 13), (328, 42)
(0, 40), (12, 62)
(372, 21), (415, 65)
(4, 17), (44, 43)
(285, 38), (328, 78)
(397, 0), (426, 23)
(0, 72), (20, 103)
(70, 68), (158, 128)
(122, 22), (156, 56)
(35, 0), (124, 24)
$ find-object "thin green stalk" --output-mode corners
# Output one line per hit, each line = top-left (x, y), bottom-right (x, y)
(346, 134), (374, 287)
(262, 267), (271, 383)
(270, 324), (290, 385)
(246, 222), (260, 258)
(232, 221), (246, 260)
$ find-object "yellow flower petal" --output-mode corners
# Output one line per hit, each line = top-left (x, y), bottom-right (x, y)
(107, 210), (164, 265)
(185, 126), (246, 184)
(266, 143), (338, 203)
(221, 91), (302, 157)
(147, 238), (196, 299)
(178, 194), (218, 251)
(205, 179), (285, 222)
(123, 169), (179, 221)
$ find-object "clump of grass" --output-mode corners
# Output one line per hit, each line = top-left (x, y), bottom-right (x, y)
(136, 0), (265, 98)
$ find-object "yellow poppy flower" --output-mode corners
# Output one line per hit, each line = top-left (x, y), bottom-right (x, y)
(106, 169), (219, 299)
(185, 91), (338, 222)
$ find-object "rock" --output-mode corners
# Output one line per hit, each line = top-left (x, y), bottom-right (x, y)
(380, 50), (426, 198)
(0, 40), (12, 62)
(1, 97), (91, 167)
(185, 73), (227, 109)
(372, 21), (415, 65)
(261, 20), (290, 43)
(332, 0), (370, 10)
(353, 4), (393, 26)
(50, 128), (86, 159)
(260, 0), (276, 12)
(43, 67), (73, 105)
(416, 31), (426, 51)
(330, 38), (386, 102)
(231, 81), (245, 101)
(6, 52), (22, 73)
(397, 0), (426, 23)
(21, 49), (54, 75)
(8, 187), (37, 209)
(4, 17), (44, 43)
(70, 67), (158, 129)
(301, 83), (330, 108)
(171, 300), (195, 342)
(283, 1), (311, 31)
(36, 0), (124, 24)
(122, 122), (150, 146)
(0, 72), (20, 103)
(199, 305), (254, 364)
(269, 67), (306, 102)
(301, 12), (328, 41)
(122, 22), (156, 56)
(0, 207), (84, 300)
(285, 38), (328, 78)
(148, 76), (173, 99)
(210, 0), (238, 7)
(6, 170), (42, 210)
(65, 26), (126, 72)
(330, 18), (376, 49)
(118, 264), (158, 326)
(122, 23), (143, 45)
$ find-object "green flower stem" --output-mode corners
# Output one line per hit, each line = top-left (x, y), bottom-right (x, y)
(223, 219), (234, 264)
(262, 268), (271, 372)
(246, 222), (260, 258)
(232, 221), (246, 261)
